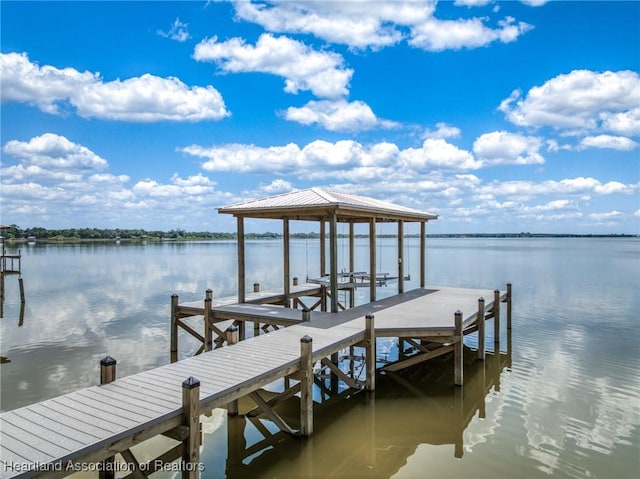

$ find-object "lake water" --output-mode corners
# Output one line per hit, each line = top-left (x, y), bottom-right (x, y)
(0, 238), (638, 478)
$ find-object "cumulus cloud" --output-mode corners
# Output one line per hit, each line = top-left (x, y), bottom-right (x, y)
(473, 131), (544, 165)
(157, 17), (190, 42)
(409, 15), (532, 51)
(578, 135), (638, 151)
(589, 211), (625, 222)
(229, 1), (531, 51)
(423, 122), (462, 140)
(0, 52), (229, 121)
(283, 99), (398, 132)
(499, 70), (640, 135)
(479, 177), (636, 200)
(1, 133), (229, 228)
(194, 33), (352, 99)
(3, 133), (107, 170)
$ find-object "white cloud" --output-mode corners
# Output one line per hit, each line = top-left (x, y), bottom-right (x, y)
(455, 0), (492, 6)
(634, 209), (640, 218)
(423, 122), (462, 140)
(183, 138), (482, 176)
(480, 177), (636, 200)
(499, 70), (640, 135)
(579, 135), (639, 151)
(3, 133), (107, 170)
(401, 139), (481, 170)
(589, 211), (625, 222)
(0, 52), (229, 121)
(157, 17), (190, 42)
(258, 179), (294, 194)
(473, 131), (544, 165)
(194, 34), (352, 99)
(229, 1), (531, 51)
(283, 99), (398, 132)
(409, 15), (532, 51)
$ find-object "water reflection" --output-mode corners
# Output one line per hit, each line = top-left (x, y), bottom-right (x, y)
(222, 344), (511, 479)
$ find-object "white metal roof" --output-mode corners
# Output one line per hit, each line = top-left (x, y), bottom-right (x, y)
(218, 187), (438, 223)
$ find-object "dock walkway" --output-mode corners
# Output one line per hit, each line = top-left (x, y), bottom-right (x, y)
(0, 285), (511, 479)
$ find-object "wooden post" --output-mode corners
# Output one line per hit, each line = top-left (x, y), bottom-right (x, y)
(293, 277), (299, 286)
(182, 377), (201, 478)
(320, 220), (326, 278)
(477, 298), (485, 361)
(302, 308), (311, 322)
(226, 325), (239, 345)
(171, 294), (179, 361)
(18, 277), (25, 304)
(349, 221), (355, 308)
(227, 324), (239, 415)
(99, 356), (116, 479)
(365, 314), (376, 391)
(506, 283), (512, 330)
(253, 282), (260, 293)
(237, 217), (246, 304)
(283, 218), (291, 308)
(454, 311), (463, 386)
(420, 221), (426, 289)
(494, 289), (501, 345)
(329, 213), (338, 313)
(205, 289), (212, 301)
(300, 335), (313, 436)
(369, 218), (376, 303)
(397, 220), (404, 294)
(203, 297), (212, 352)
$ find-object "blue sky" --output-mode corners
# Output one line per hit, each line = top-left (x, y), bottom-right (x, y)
(1, 1), (639, 234)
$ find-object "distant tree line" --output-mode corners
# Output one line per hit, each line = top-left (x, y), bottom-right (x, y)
(1, 225), (635, 242)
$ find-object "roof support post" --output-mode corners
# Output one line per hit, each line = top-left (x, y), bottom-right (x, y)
(329, 212), (338, 313)
(319, 220), (326, 278)
(349, 221), (355, 308)
(283, 218), (290, 308)
(420, 221), (426, 288)
(398, 220), (404, 294)
(237, 216), (246, 303)
(369, 218), (376, 303)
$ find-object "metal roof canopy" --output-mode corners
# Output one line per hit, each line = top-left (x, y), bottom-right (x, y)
(218, 188), (438, 315)
(218, 187), (438, 223)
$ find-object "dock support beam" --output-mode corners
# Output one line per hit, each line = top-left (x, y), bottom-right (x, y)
(300, 335), (313, 437)
(454, 311), (463, 386)
(398, 220), (404, 294)
(369, 218), (376, 303)
(182, 377), (201, 479)
(204, 296), (212, 352)
(99, 356), (117, 479)
(420, 221), (426, 288)
(477, 298), (485, 361)
(171, 294), (179, 361)
(226, 325), (240, 416)
(365, 314), (376, 391)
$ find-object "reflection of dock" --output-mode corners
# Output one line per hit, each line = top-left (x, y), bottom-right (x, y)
(226, 344), (512, 479)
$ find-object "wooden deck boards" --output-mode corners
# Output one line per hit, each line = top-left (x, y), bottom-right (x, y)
(0, 285), (506, 479)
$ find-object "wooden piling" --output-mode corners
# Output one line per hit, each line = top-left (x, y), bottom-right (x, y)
(18, 277), (25, 304)
(293, 277), (299, 286)
(365, 314), (376, 391)
(253, 283), (260, 293)
(205, 289), (213, 301)
(171, 294), (179, 360)
(204, 296), (212, 352)
(227, 325), (240, 415)
(477, 297), (485, 361)
(494, 289), (501, 345)
(506, 283), (512, 330)
(181, 377), (201, 479)
(99, 356), (117, 479)
(302, 308), (311, 322)
(454, 311), (463, 386)
(300, 335), (313, 437)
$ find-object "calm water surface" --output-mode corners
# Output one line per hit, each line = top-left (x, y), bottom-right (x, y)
(1, 238), (638, 478)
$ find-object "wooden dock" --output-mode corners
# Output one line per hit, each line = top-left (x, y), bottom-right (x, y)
(0, 284), (511, 479)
